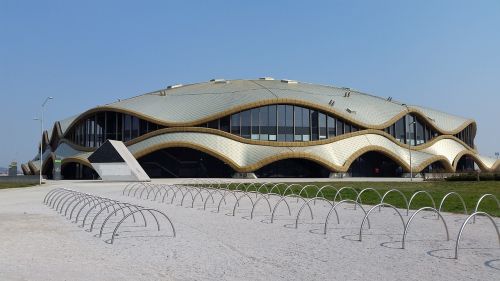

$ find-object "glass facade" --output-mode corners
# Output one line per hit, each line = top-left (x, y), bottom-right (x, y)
(200, 104), (359, 142)
(67, 111), (164, 147)
(382, 114), (474, 148)
(65, 108), (476, 149)
(454, 124), (475, 148)
(385, 114), (438, 146)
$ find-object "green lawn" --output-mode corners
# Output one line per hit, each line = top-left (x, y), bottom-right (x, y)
(0, 182), (38, 189)
(215, 181), (500, 216)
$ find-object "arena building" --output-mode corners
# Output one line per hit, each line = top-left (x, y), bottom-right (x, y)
(22, 78), (500, 179)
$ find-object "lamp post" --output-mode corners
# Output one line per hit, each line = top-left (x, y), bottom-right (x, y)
(401, 103), (416, 181)
(37, 97), (53, 185)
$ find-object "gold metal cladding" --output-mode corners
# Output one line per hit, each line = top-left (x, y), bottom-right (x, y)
(43, 128), (497, 174)
(452, 151), (500, 172)
(28, 161), (39, 174)
(21, 164), (31, 175)
(60, 157), (93, 169)
(130, 140), (461, 173)
(59, 98), (477, 138)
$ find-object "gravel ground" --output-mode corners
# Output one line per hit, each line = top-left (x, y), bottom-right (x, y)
(0, 179), (498, 281)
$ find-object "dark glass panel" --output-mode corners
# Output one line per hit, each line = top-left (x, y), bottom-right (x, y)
(231, 112), (240, 136)
(285, 105), (294, 141)
(336, 119), (344, 136)
(319, 112), (327, 139)
(207, 119), (219, 129)
(395, 117), (405, 143)
(106, 112), (117, 140)
(241, 109), (251, 139)
(327, 116), (335, 138)
(96, 112), (105, 146)
(345, 123), (351, 134)
(311, 110), (319, 141)
(259, 106), (269, 140)
(277, 105), (286, 141)
(301, 107), (310, 141)
(268, 105), (277, 141)
(416, 118), (425, 145)
(123, 114), (132, 142)
(294, 106), (303, 141)
(131, 116), (139, 139)
(406, 115), (416, 145)
(116, 113), (123, 141)
(251, 108), (259, 139)
(220, 116), (230, 132)
(140, 119), (148, 135)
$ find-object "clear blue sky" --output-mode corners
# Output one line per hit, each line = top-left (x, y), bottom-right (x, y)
(1, 0), (499, 168)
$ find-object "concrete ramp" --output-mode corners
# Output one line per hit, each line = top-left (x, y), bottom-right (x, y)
(88, 140), (150, 182)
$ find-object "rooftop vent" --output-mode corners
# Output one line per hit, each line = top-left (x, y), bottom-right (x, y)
(344, 91), (351, 97)
(167, 84), (183, 89)
(281, 79), (298, 84)
(259, 77), (275, 80)
(210, 78), (228, 84)
(346, 108), (356, 114)
(387, 96), (393, 101)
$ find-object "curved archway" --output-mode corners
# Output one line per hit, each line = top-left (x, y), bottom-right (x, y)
(61, 161), (99, 180)
(455, 154), (476, 172)
(137, 147), (235, 178)
(254, 158), (331, 178)
(42, 157), (54, 180)
(347, 151), (404, 177)
(420, 159), (453, 173)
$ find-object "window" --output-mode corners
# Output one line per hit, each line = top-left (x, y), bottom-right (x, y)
(251, 108), (259, 140)
(336, 119), (344, 136)
(268, 105), (277, 141)
(311, 110), (319, 141)
(231, 113), (240, 136)
(285, 105), (294, 141)
(415, 118), (425, 145)
(277, 105), (287, 141)
(395, 117), (405, 143)
(406, 115), (416, 145)
(301, 107), (310, 141)
(294, 106), (303, 141)
(106, 112), (117, 140)
(327, 116), (335, 138)
(116, 113), (123, 141)
(131, 116), (140, 139)
(259, 106), (269, 140)
(241, 110), (251, 139)
(220, 116), (230, 132)
(319, 112), (327, 139)
(123, 114), (132, 142)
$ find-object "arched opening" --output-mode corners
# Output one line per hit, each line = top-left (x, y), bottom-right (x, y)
(254, 158), (331, 178)
(61, 162), (99, 180)
(348, 151), (403, 177)
(456, 155), (476, 172)
(42, 159), (54, 180)
(137, 147), (235, 178)
(422, 161), (447, 173)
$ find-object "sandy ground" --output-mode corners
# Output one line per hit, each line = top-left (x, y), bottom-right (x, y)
(0, 179), (498, 281)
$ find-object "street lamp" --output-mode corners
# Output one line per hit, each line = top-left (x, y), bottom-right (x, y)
(37, 97), (53, 185)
